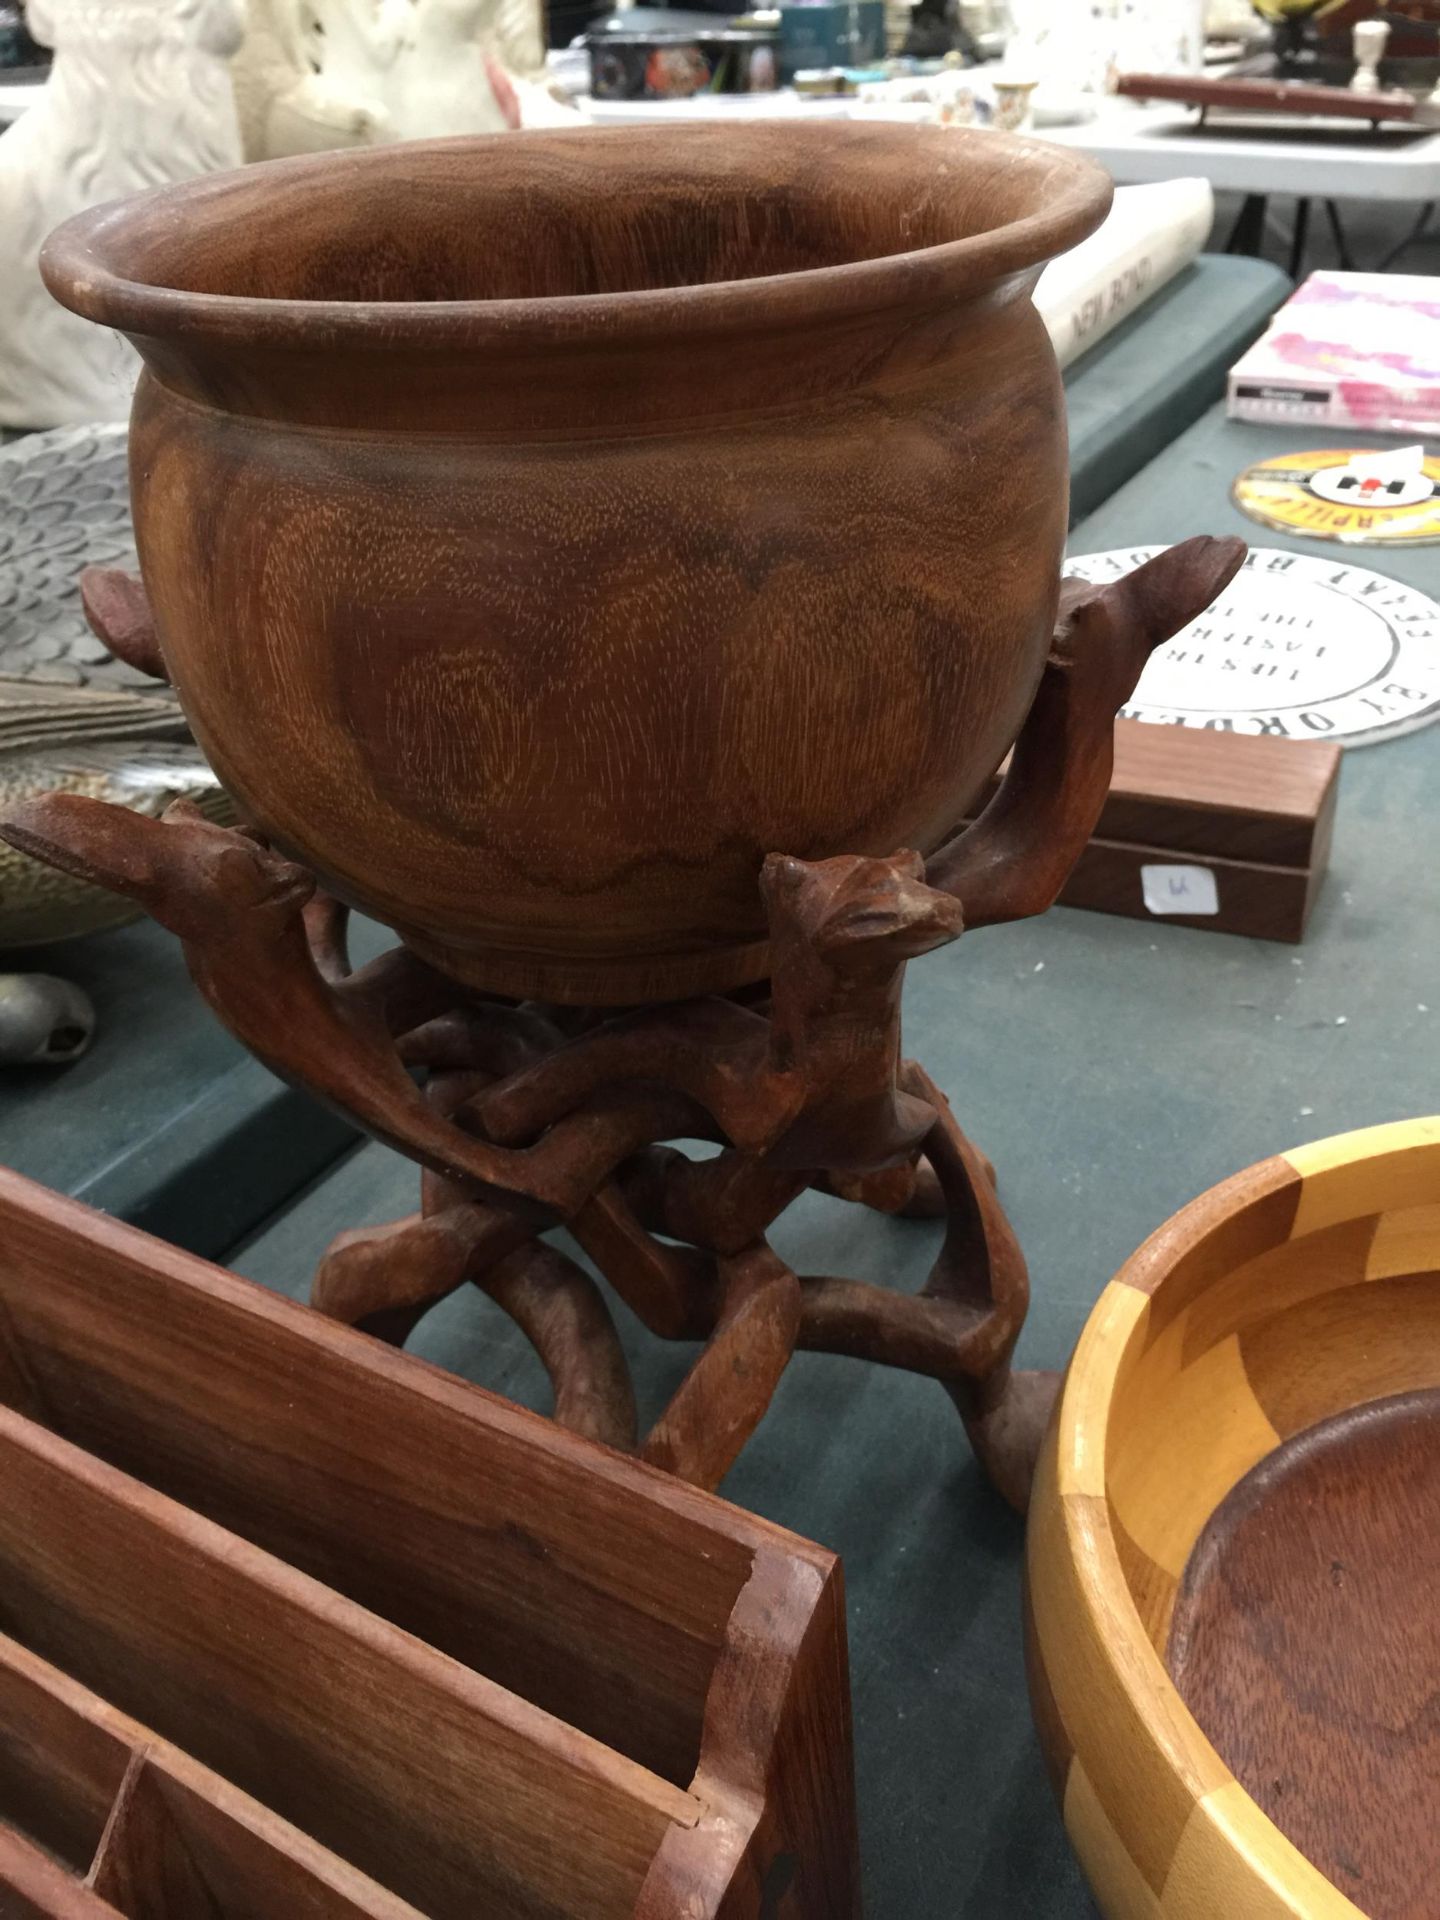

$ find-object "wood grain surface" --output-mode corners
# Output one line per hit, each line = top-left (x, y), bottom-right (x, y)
(0, 1166), (768, 1784)
(1116, 71), (1425, 122)
(0, 1167), (860, 1918)
(961, 720), (1340, 940)
(976, 720), (1340, 870)
(0, 1821), (126, 1920)
(1168, 1388), (1440, 1920)
(0, 1629), (428, 1920)
(41, 123), (1110, 1003)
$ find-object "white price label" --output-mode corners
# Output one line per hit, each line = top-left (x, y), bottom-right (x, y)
(1141, 864), (1220, 917)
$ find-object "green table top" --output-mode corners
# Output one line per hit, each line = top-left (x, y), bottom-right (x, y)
(232, 403), (1440, 1917)
(0, 917), (386, 1258)
(1062, 254), (1289, 524)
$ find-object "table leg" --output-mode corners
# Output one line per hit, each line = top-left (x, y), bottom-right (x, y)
(1287, 196), (1312, 280)
(1226, 193), (1269, 257)
(1376, 201), (1434, 272)
(1319, 200), (1356, 272)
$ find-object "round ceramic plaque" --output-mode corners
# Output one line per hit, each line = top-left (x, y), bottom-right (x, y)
(1064, 545), (1440, 747)
(1231, 447), (1440, 546)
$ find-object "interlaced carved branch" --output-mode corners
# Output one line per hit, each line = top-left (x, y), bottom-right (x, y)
(0, 538), (1243, 1507)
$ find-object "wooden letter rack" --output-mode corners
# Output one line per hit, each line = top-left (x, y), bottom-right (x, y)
(0, 1169), (859, 1918)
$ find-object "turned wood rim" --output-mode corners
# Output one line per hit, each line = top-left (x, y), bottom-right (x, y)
(1034, 1116), (1440, 1918)
(39, 123), (1112, 355)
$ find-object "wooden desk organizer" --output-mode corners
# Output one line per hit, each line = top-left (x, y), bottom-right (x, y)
(0, 1169), (859, 1919)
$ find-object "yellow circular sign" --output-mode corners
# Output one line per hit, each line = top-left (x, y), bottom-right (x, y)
(1232, 448), (1440, 545)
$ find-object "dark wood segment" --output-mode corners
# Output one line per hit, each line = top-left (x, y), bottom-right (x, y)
(1168, 1388), (1440, 1920)
(1239, 1271), (1440, 1440)
(1022, 1573), (1074, 1806)
(1122, 1154), (1302, 1329)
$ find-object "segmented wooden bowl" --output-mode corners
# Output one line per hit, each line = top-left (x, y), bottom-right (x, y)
(1027, 1117), (1440, 1920)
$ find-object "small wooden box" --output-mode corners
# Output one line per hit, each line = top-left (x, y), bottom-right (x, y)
(0, 1169), (859, 1919)
(970, 721), (1341, 943)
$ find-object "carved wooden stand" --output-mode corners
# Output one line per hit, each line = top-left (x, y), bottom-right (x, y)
(2, 538), (1244, 1510)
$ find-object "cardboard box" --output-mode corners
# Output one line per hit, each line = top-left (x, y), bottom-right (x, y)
(1228, 271), (1440, 435)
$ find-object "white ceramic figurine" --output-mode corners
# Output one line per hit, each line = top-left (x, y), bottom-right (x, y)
(230, 0), (570, 163)
(0, 0), (247, 430)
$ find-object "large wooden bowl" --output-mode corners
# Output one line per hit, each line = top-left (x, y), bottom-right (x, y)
(40, 123), (1110, 1004)
(1027, 1117), (1440, 1920)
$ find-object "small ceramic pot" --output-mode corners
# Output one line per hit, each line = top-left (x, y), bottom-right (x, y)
(992, 76), (1038, 131)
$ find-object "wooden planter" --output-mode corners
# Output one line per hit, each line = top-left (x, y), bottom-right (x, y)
(0, 1168), (859, 1919)
(1027, 1116), (1440, 1920)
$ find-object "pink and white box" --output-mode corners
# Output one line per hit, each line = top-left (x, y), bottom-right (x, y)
(1228, 271), (1440, 437)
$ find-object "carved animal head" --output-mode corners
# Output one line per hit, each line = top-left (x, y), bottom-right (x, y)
(0, 793), (314, 945)
(762, 850), (964, 980)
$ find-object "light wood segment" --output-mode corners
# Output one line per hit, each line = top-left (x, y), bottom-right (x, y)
(0, 1402), (698, 1920)
(1161, 1784), (1364, 1920)
(1108, 1324), (1280, 1582)
(1366, 1200), (1440, 1281)
(0, 1821), (126, 1920)
(1028, 1431), (1228, 1898)
(1056, 1281), (1148, 1500)
(1062, 1765), (1162, 1920)
(1285, 1117), (1440, 1240)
